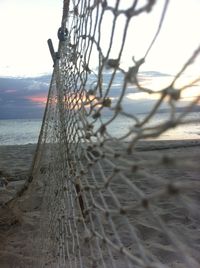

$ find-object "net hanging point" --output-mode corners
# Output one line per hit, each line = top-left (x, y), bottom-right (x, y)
(57, 27), (68, 42)
(47, 39), (60, 65)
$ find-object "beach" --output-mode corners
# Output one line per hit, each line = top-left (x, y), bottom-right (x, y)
(0, 139), (200, 267)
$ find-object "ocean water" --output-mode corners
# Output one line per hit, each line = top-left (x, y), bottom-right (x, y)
(0, 112), (199, 145)
(0, 119), (42, 145)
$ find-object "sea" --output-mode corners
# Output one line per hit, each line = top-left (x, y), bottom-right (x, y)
(0, 112), (200, 145)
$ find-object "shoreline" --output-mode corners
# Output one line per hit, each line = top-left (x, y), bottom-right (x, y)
(1, 138), (200, 148)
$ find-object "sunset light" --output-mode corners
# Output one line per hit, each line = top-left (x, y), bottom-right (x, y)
(26, 95), (47, 105)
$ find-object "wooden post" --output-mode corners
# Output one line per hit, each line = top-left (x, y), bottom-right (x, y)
(47, 39), (57, 64)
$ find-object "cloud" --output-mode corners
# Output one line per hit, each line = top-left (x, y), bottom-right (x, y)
(0, 75), (51, 119)
(1, 71), (196, 119)
(27, 81), (50, 91)
(5, 89), (17, 93)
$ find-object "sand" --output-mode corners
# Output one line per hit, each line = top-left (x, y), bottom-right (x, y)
(0, 140), (200, 267)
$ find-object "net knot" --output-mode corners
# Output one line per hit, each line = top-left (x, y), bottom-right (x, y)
(106, 59), (120, 69)
(165, 87), (181, 101)
(102, 98), (112, 107)
(125, 58), (145, 83)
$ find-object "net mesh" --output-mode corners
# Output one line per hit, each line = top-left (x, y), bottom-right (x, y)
(30, 0), (200, 267)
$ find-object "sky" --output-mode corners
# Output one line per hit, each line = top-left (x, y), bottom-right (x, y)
(100, 0), (200, 75)
(0, 75), (51, 119)
(1, 0), (200, 77)
(0, 0), (200, 119)
(0, 0), (62, 77)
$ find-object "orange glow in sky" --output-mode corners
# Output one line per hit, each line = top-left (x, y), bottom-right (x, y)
(26, 95), (47, 105)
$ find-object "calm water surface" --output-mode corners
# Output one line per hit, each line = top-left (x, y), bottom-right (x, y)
(0, 113), (199, 145)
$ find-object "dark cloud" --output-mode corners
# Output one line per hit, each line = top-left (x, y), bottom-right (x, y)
(1, 71), (196, 119)
(0, 71), (170, 119)
(0, 75), (51, 119)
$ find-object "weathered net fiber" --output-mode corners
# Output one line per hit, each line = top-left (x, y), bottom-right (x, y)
(31, 1), (200, 267)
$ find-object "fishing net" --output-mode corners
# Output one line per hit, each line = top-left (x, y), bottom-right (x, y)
(30, 0), (200, 267)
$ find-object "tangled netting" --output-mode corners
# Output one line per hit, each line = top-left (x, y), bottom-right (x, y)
(31, 0), (200, 267)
